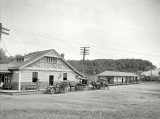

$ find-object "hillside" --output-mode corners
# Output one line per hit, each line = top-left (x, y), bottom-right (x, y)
(68, 59), (156, 76)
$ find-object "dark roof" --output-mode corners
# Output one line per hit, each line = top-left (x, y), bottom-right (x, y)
(8, 50), (50, 69)
(0, 64), (12, 73)
(97, 71), (138, 77)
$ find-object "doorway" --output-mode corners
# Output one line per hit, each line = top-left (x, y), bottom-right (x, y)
(108, 78), (110, 84)
(49, 75), (54, 86)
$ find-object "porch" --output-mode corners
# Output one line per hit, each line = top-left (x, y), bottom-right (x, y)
(0, 72), (14, 90)
(0, 89), (43, 95)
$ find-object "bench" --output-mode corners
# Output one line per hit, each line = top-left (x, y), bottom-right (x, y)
(25, 84), (37, 90)
(2, 83), (13, 90)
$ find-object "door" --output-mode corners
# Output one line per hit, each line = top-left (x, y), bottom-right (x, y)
(49, 75), (54, 86)
(108, 78), (110, 84)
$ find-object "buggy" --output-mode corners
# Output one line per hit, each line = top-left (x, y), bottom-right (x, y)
(43, 81), (70, 94)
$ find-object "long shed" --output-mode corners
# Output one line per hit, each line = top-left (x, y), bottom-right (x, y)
(97, 71), (139, 84)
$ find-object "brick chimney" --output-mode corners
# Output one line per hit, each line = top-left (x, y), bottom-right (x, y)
(61, 53), (64, 59)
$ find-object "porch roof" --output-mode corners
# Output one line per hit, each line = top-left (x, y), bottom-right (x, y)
(97, 71), (139, 77)
(0, 64), (12, 73)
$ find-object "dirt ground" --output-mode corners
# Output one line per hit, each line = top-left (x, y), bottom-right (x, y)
(0, 82), (160, 119)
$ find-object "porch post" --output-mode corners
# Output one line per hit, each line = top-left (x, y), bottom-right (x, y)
(18, 71), (21, 91)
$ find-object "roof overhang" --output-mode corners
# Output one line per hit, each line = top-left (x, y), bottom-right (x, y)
(97, 74), (139, 77)
(8, 67), (19, 70)
(0, 70), (12, 74)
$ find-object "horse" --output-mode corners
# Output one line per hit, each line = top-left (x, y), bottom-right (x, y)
(90, 81), (109, 90)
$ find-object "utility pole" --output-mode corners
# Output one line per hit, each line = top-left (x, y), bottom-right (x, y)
(0, 23), (10, 47)
(80, 47), (90, 75)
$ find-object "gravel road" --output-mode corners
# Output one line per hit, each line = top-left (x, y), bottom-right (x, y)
(0, 81), (160, 119)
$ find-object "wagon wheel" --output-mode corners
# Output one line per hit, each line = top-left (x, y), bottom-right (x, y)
(100, 82), (106, 90)
(50, 88), (56, 94)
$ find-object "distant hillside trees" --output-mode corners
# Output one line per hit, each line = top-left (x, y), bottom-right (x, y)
(0, 48), (13, 64)
(68, 59), (156, 76)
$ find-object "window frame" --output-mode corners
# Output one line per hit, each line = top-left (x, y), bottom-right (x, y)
(46, 57), (57, 64)
(32, 72), (38, 82)
(63, 73), (67, 80)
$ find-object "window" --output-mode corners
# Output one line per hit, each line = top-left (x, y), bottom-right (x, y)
(63, 73), (67, 80)
(82, 79), (87, 84)
(32, 72), (38, 82)
(46, 57), (57, 63)
(16, 58), (24, 62)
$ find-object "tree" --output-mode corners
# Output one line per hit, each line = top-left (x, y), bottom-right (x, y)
(68, 59), (156, 76)
(0, 48), (14, 64)
(0, 48), (8, 63)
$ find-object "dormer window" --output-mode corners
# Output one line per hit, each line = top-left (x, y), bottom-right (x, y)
(46, 57), (57, 63)
(16, 56), (24, 62)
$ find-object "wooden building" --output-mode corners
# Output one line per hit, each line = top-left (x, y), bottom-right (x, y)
(0, 49), (84, 90)
(97, 71), (139, 84)
(141, 69), (160, 81)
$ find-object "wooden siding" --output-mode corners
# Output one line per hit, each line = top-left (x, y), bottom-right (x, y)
(114, 76), (126, 84)
(11, 71), (19, 90)
(21, 70), (79, 82)
(12, 71), (19, 82)
(20, 69), (80, 89)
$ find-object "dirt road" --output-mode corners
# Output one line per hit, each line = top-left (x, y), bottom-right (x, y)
(1, 82), (160, 119)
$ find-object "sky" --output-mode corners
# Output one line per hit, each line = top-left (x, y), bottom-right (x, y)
(0, 0), (160, 67)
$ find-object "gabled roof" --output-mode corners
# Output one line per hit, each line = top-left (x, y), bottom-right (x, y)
(8, 49), (51, 69)
(0, 49), (84, 77)
(97, 71), (139, 77)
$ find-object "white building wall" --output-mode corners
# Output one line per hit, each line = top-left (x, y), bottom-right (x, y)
(114, 76), (126, 84)
(20, 70), (80, 83)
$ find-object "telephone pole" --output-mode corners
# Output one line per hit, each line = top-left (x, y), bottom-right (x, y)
(80, 47), (90, 75)
(0, 23), (10, 47)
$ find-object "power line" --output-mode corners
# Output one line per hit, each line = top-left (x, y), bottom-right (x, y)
(1, 39), (12, 57)
(11, 28), (87, 46)
(9, 28), (160, 57)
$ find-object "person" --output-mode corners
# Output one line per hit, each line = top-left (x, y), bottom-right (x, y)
(0, 81), (4, 88)
(49, 79), (54, 86)
(36, 79), (40, 91)
(106, 81), (109, 90)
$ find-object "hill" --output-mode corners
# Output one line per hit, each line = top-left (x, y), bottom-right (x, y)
(68, 59), (156, 76)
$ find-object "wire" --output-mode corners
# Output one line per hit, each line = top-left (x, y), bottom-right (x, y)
(1, 39), (12, 57)
(10, 28), (160, 57)
(11, 29), (86, 46)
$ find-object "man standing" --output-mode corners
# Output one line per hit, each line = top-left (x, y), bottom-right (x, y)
(36, 79), (40, 91)
(106, 81), (109, 90)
